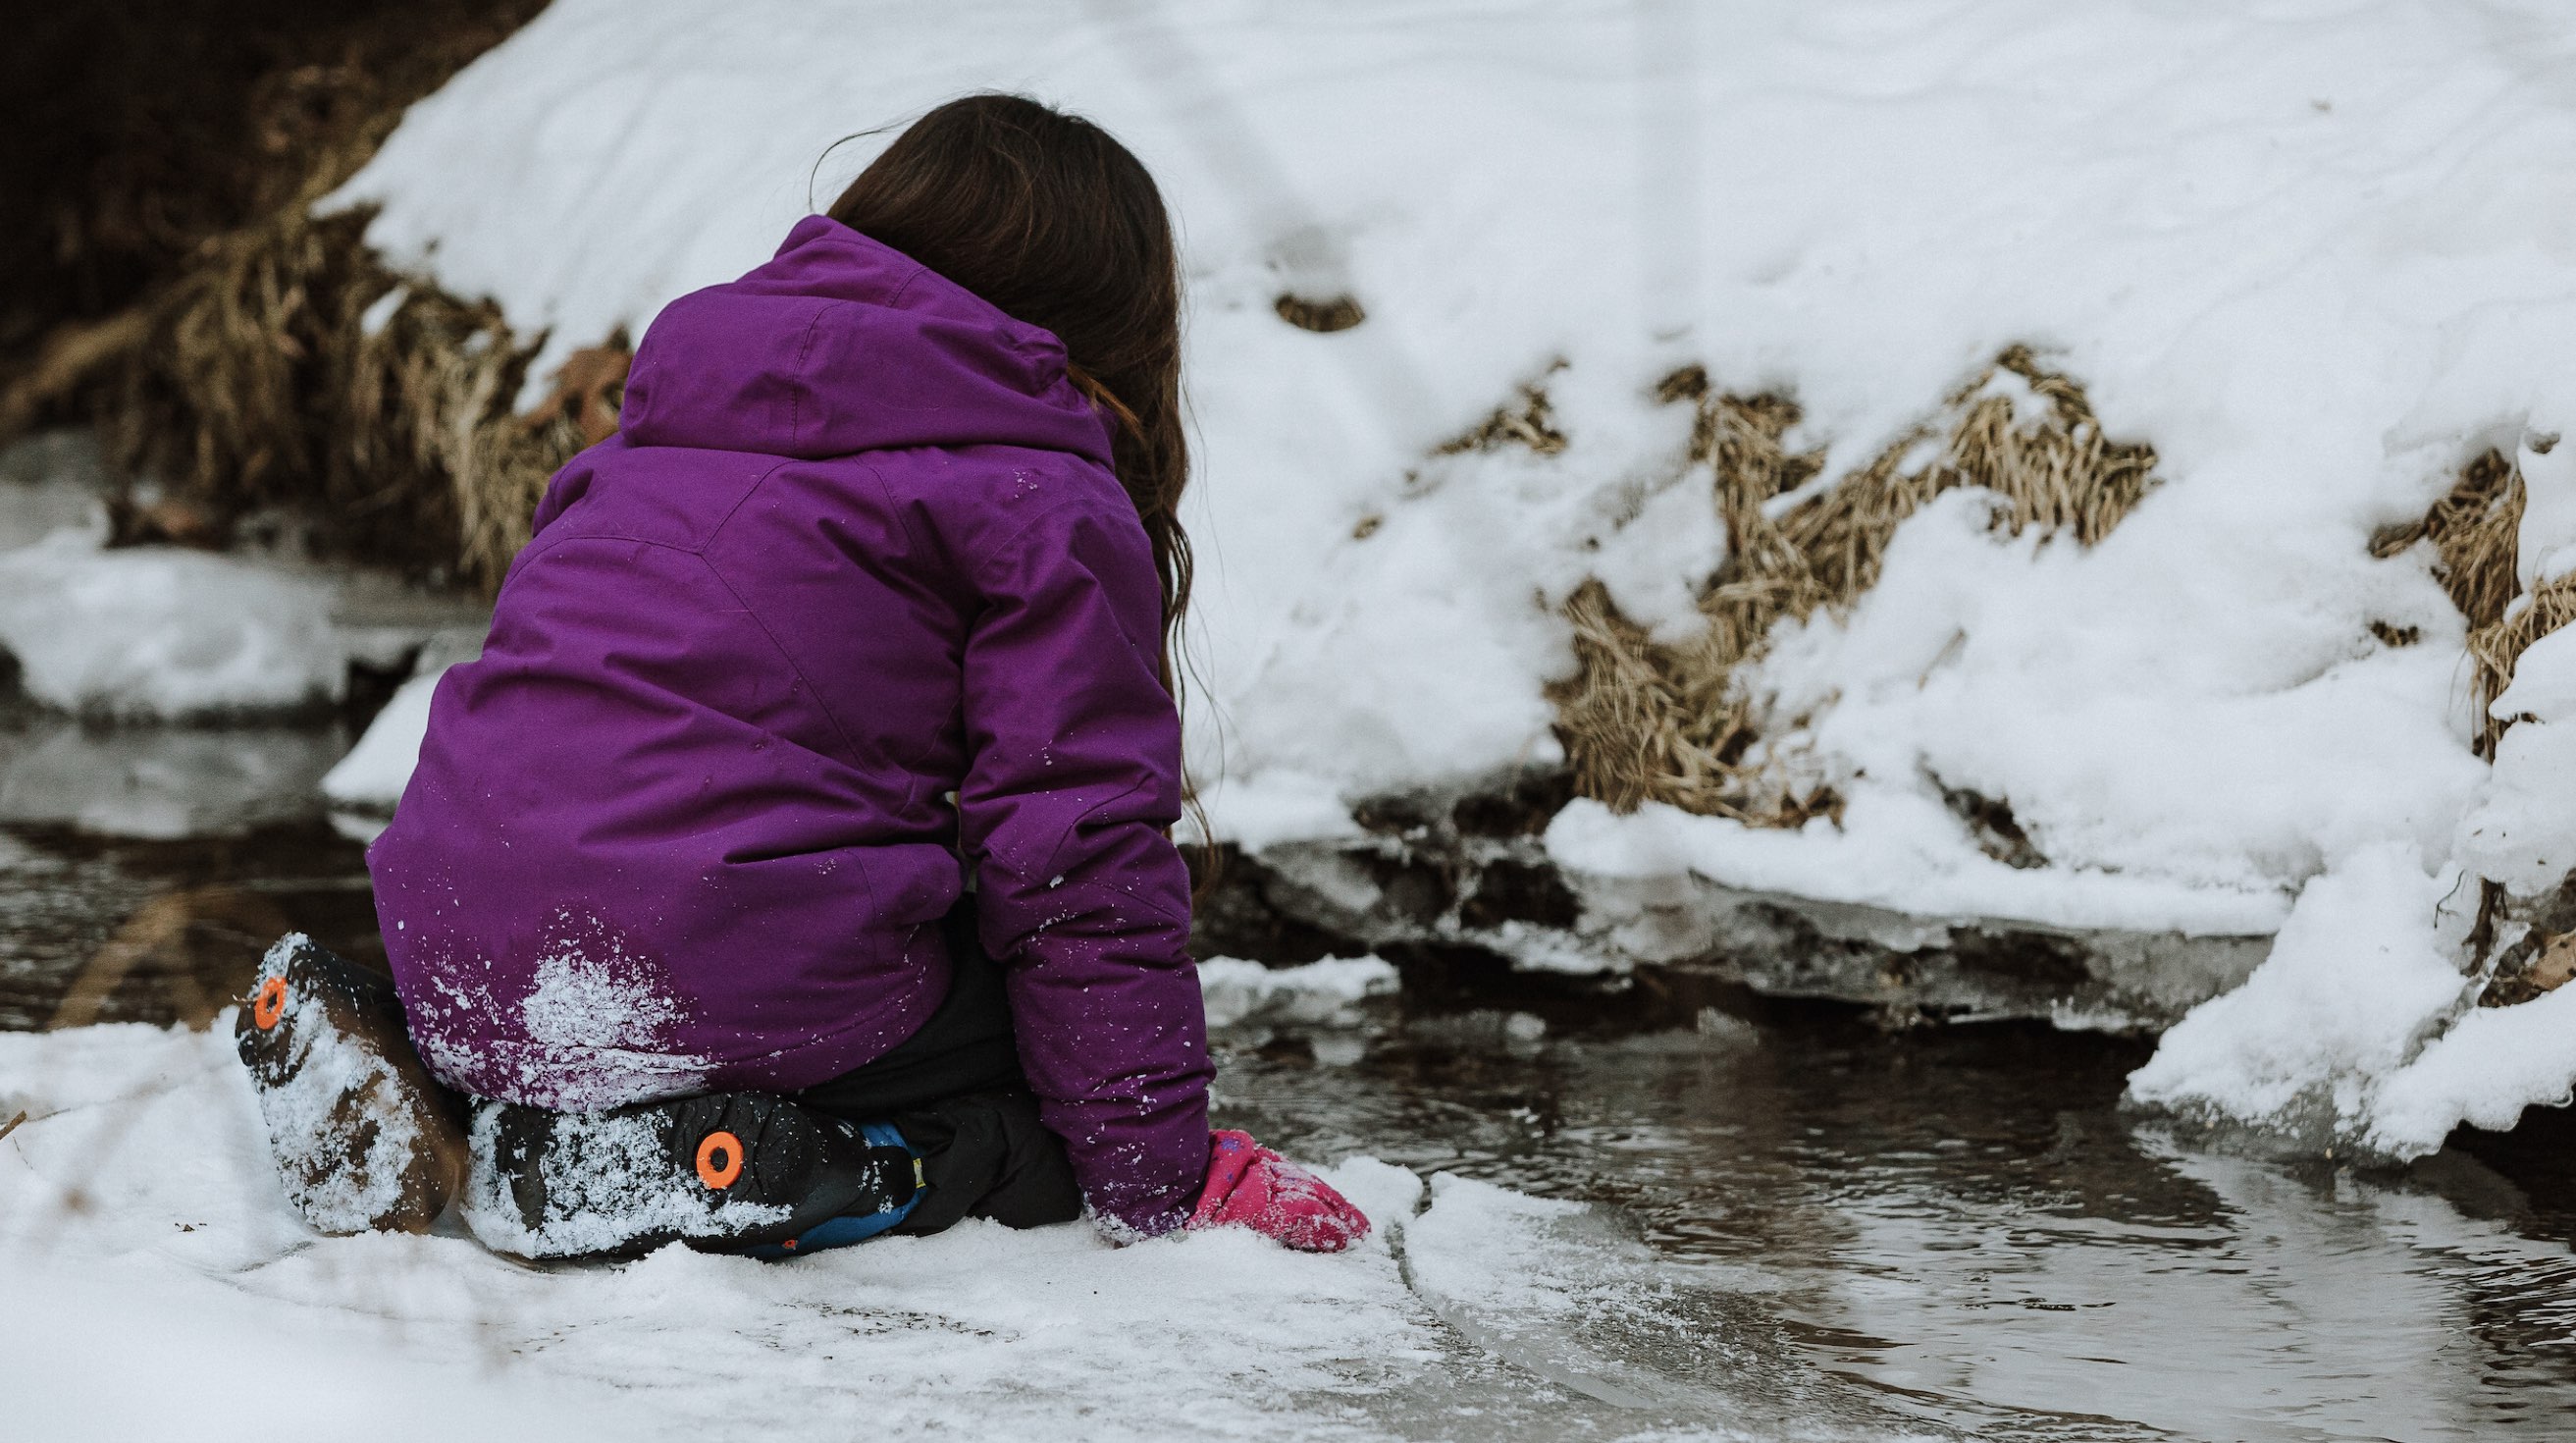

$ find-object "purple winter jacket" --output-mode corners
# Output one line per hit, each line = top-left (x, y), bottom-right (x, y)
(369, 215), (1212, 1233)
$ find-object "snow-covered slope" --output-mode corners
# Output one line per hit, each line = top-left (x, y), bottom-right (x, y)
(332, 4), (2576, 1147)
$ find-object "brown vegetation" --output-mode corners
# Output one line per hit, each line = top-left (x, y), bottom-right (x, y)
(1439, 374), (1570, 457)
(2368, 442), (2576, 760)
(0, 0), (582, 589)
(1274, 294), (1367, 334)
(1549, 347), (2160, 823)
(71, 205), (616, 589)
(2367, 441), (2576, 997)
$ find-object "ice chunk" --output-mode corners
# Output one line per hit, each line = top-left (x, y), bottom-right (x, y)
(1197, 954), (1397, 1030)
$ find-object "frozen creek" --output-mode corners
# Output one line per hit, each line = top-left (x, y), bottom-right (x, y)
(2, 724), (2574, 1440)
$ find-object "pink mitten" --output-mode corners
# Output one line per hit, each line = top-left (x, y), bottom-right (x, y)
(1186, 1130), (1371, 1253)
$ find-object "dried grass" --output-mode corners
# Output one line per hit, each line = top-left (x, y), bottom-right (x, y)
(1273, 294), (1367, 334)
(86, 194), (610, 589)
(0, 1), (599, 592)
(1440, 376), (1569, 457)
(1550, 347), (2159, 823)
(2368, 445), (2576, 759)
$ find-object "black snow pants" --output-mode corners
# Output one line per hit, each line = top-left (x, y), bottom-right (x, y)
(794, 900), (1083, 1234)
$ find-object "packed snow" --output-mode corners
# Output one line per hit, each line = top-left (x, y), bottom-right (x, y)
(0, 1018), (1856, 1442)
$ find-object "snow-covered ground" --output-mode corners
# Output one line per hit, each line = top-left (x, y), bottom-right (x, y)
(0, 1016), (1891, 1443)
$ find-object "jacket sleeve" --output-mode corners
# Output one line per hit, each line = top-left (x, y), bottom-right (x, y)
(955, 495), (1211, 1236)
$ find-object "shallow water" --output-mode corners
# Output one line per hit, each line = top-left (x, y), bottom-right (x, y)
(9, 723), (2576, 1440)
(1223, 1010), (2576, 1439)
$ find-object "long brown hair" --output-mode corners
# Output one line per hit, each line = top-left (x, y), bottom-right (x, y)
(826, 94), (1192, 696)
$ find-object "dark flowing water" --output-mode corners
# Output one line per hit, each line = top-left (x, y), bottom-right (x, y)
(11, 722), (2576, 1440)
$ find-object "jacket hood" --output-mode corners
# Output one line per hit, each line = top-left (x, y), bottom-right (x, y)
(617, 215), (1116, 464)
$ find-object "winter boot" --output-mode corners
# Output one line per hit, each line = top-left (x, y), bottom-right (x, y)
(235, 934), (469, 1234)
(462, 1091), (921, 1260)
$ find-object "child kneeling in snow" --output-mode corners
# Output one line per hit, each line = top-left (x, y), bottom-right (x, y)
(235, 95), (1365, 1259)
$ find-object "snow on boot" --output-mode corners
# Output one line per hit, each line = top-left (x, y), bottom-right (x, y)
(235, 933), (469, 1234)
(460, 1091), (920, 1260)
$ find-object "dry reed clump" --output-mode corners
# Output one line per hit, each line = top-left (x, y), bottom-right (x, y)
(1549, 347), (2160, 824)
(2366, 441), (2576, 995)
(0, 0), (600, 592)
(1273, 294), (1367, 334)
(2367, 444), (2576, 760)
(1440, 377), (1570, 457)
(88, 198), (617, 589)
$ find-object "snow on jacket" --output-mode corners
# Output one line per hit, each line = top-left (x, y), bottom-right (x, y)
(369, 216), (1211, 1233)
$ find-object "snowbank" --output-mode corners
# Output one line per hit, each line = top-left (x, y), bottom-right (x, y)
(322, 633), (481, 812)
(336, 0), (2548, 920)
(334, 4), (2576, 1139)
(2125, 844), (2475, 1149)
(2130, 379), (2576, 1156)
(0, 1020), (1772, 1440)
(0, 525), (347, 721)
(0, 438), (479, 724)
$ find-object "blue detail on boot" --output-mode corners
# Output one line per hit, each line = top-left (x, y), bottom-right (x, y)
(741, 1122), (920, 1259)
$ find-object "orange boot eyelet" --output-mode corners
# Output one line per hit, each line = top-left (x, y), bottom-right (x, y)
(251, 976), (288, 1031)
(696, 1130), (744, 1190)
